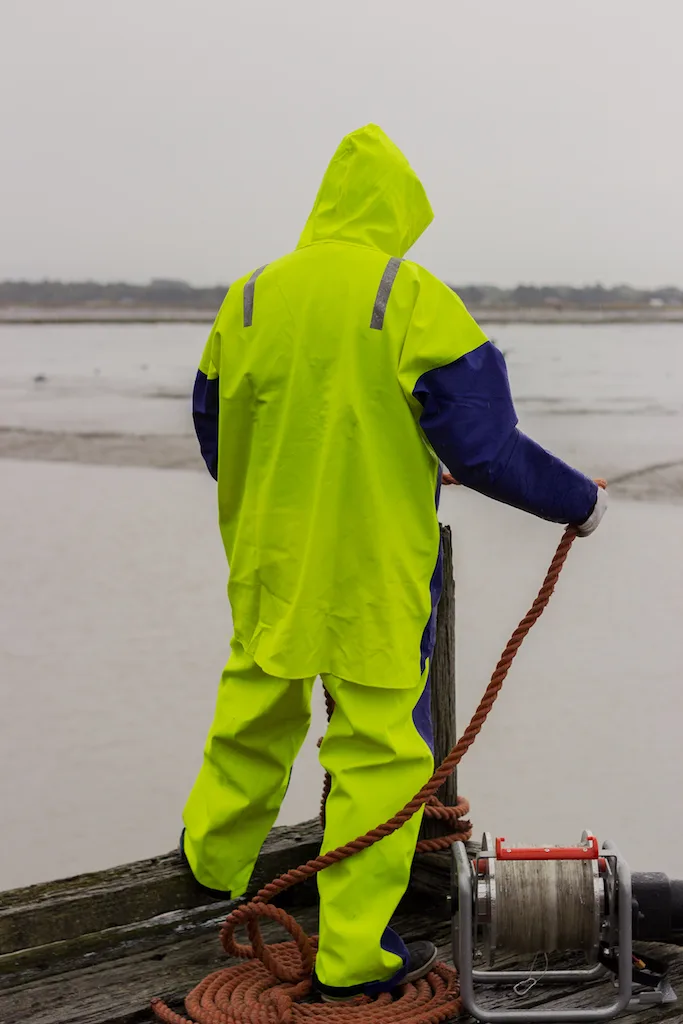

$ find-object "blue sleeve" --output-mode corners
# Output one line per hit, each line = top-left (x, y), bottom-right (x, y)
(192, 370), (219, 480)
(413, 341), (598, 525)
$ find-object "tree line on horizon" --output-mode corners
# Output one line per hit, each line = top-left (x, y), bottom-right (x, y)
(1, 279), (681, 309)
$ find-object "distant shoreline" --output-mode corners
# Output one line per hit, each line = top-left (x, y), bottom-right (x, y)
(2, 306), (683, 326)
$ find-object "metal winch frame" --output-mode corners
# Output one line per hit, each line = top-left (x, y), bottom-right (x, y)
(452, 831), (635, 1022)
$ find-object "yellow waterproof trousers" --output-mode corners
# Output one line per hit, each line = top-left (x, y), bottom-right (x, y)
(183, 639), (434, 991)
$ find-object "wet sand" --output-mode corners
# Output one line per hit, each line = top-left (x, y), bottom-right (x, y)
(1, 425), (682, 502)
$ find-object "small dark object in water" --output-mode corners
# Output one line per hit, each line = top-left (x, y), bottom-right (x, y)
(33, 373), (47, 383)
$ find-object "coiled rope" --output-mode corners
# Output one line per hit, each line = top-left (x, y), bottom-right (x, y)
(152, 522), (582, 1024)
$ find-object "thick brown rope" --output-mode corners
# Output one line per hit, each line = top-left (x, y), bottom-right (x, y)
(152, 524), (579, 1024)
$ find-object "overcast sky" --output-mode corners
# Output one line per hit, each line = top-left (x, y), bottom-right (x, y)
(1, 0), (681, 287)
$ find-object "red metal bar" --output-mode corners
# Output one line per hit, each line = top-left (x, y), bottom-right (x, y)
(495, 835), (600, 861)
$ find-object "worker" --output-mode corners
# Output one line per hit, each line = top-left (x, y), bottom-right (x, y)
(181, 124), (607, 1002)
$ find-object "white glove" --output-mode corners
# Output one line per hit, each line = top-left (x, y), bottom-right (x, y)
(575, 486), (608, 537)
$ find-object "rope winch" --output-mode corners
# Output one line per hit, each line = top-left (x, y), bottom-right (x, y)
(453, 831), (679, 1022)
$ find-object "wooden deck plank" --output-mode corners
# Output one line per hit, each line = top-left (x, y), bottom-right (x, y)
(0, 901), (449, 1024)
(0, 820), (322, 960)
(1, 876), (681, 1024)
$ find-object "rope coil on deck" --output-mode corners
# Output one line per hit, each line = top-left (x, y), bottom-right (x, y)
(152, 524), (580, 1024)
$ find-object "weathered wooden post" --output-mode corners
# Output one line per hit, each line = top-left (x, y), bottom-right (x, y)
(420, 523), (457, 841)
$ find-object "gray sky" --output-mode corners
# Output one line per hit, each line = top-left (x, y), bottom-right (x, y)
(1, 0), (681, 287)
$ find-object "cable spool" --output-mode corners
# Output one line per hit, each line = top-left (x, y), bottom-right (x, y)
(472, 832), (607, 967)
(453, 833), (641, 1022)
(495, 858), (601, 956)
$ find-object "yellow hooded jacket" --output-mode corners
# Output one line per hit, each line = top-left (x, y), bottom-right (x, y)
(192, 124), (597, 689)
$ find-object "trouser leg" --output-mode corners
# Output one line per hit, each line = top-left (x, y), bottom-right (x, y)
(183, 639), (314, 896)
(315, 669), (434, 993)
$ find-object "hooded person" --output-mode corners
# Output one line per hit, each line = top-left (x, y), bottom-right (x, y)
(182, 124), (607, 1000)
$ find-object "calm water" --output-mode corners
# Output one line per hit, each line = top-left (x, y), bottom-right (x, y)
(1, 322), (683, 890)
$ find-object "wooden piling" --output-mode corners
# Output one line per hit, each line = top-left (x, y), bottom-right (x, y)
(420, 524), (458, 841)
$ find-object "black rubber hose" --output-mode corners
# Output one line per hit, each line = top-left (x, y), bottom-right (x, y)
(631, 872), (683, 945)
(671, 879), (683, 938)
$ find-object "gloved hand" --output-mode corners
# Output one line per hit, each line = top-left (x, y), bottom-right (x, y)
(575, 483), (608, 537)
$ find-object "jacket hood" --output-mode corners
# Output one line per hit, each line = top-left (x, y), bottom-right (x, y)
(298, 124), (434, 258)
